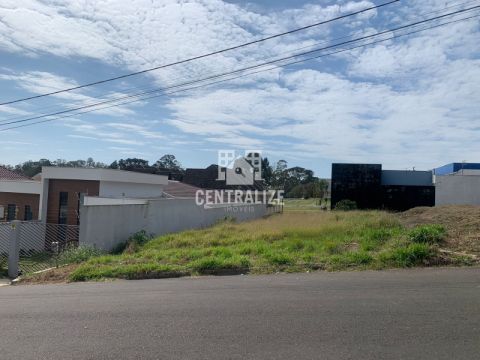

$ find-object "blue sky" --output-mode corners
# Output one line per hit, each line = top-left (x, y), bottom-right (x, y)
(0, 0), (479, 177)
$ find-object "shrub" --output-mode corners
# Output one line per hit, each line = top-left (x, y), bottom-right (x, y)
(334, 199), (357, 211)
(379, 243), (436, 267)
(57, 245), (104, 265)
(408, 225), (446, 244)
(112, 230), (153, 254)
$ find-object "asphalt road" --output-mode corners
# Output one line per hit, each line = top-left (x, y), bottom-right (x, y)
(0, 268), (479, 360)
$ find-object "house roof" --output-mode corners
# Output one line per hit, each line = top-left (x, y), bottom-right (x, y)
(41, 167), (168, 185)
(0, 167), (30, 181)
(162, 181), (203, 198)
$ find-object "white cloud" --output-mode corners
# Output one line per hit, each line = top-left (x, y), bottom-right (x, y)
(0, 70), (136, 116)
(0, 0), (479, 172)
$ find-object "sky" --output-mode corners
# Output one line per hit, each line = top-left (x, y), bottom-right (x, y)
(0, 0), (479, 177)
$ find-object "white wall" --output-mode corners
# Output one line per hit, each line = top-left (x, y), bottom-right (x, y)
(99, 181), (164, 199)
(435, 175), (480, 205)
(83, 196), (148, 206)
(0, 180), (42, 194)
(79, 199), (269, 251)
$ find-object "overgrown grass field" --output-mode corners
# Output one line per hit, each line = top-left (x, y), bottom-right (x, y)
(67, 211), (467, 282)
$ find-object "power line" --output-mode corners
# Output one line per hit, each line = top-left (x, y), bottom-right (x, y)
(1, 10), (478, 132)
(1, 4), (478, 129)
(0, 0), (400, 106)
(0, 0), (474, 125)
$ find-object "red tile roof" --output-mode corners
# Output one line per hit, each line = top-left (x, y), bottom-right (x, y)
(162, 181), (203, 198)
(0, 167), (31, 181)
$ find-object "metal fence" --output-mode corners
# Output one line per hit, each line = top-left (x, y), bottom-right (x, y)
(0, 221), (79, 278)
(0, 223), (10, 277)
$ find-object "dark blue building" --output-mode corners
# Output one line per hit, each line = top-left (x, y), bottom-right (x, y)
(433, 163), (480, 175)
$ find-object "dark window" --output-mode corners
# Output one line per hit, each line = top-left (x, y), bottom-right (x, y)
(24, 205), (33, 221)
(58, 192), (68, 224)
(7, 204), (16, 221)
(76, 192), (85, 225)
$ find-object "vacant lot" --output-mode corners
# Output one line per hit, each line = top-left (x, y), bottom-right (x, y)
(399, 205), (480, 255)
(283, 198), (329, 211)
(19, 205), (479, 284)
(19, 206), (478, 284)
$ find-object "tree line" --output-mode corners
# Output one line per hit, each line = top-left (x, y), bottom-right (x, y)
(2, 155), (328, 199)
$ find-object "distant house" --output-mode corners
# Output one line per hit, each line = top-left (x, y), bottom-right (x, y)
(184, 163), (264, 190)
(162, 180), (204, 198)
(38, 167), (168, 225)
(0, 167), (41, 221)
(1, 166), (169, 225)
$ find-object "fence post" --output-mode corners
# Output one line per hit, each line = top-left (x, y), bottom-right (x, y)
(8, 220), (21, 279)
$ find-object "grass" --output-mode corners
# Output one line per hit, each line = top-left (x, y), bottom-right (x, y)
(283, 198), (329, 212)
(65, 211), (461, 282)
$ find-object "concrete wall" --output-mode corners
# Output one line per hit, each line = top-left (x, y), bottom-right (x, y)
(435, 175), (480, 205)
(99, 181), (164, 198)
(79, 198), (268, 251)
(83, 196), (148, 206)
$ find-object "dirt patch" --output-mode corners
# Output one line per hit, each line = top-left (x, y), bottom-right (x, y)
(15, 264), (79, 285)
(398, 205), (480, 255)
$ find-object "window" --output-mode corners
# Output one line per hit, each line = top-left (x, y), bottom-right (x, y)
(7, 204), (16, 221)
(58, 192), (68, 224)
(24, 205), (33, 221)
(76, 192), (85, 225)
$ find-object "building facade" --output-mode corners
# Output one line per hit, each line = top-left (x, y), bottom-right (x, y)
(0, 168), (42, 221)
(331, 164), (435, 211)
(39, 167), (168, 225)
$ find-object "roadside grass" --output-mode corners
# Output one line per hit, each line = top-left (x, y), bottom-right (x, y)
(68, 211), (458, 282)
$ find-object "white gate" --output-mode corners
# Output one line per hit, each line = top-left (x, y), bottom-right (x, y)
(0, 221), (79, 278)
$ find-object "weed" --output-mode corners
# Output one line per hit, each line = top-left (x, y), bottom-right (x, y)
(57, 245), (104, 265)
(379, 243), (436, 267)
(408, 224), (446, 244)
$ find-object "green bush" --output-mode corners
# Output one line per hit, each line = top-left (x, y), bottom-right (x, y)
(334, 199), (357, 211)
(408, 225), (446, 244)
(379, 243), (436, 267)
(58, 245), (104, 265)
(112, 230), (153, 254)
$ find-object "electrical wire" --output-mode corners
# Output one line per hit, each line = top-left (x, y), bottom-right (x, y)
(1, 0), (476, 124)
(0, 0), (400, 106)
(1, 10), (478, 132)
(1, 4), (478, 130)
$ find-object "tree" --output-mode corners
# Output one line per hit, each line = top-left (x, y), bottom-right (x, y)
(272, 160), (288, 189)
(117, 158), (150, 170)
(261, 157), (273, 187)
(15, 159), (52, 177)
(154, 154), (183, 171)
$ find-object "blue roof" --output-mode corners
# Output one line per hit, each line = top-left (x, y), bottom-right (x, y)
(434, 163), (480, 175)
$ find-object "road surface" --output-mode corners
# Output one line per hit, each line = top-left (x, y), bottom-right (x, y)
(0, 268), (479, 359)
